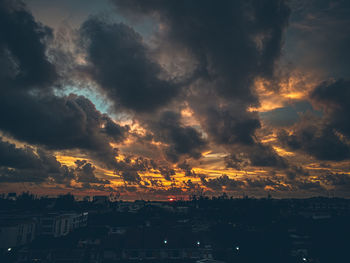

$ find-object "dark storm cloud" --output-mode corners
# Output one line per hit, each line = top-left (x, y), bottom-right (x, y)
(287, 0), (350, 78)
(112, 0), (291, 165)
(3, 0), (342, 199)
(0, 137), (43, 170)
(293, 179), (324, 192)
(198, 172), (324, 193)
(245, 177), (279, 189)
(247, 143), (287, 168)
(148, 179), (163, 187)
(285, 165), (309, 180)
(102, 116), (130, 143)
(204, 106), (261, 146)
(225, 143), (287, 169)
(224, 154), (249, 171)
(0, 167), (45, 183)
(200, 174), (282, 193)
(108, 0), (291, 168)
(112, 0), (290, 102)
(0, 93), (128, 169)
(278, 125), (350, 161)
(159, 166), (175, 181)
(0, 140), (117, 188)
(112, 156), (161, 183)
(0, 137), (73, 183)
(278, 79), (350, 161)
(200, 174), (244, 191)
(53, 165), (75, 185)
(0, 0), (57, 87)
(2, 94), (110, 150)
(0, 0), (130, 171)
(243, 174), (319, 193)
(79, 17), (178, 112)
(148, 111), (207, 163)
(178, 161), (197, 177)
(120, 171), (141, 184)
(75, 160), (110, 184)
(320, 172), (350, 189)
(311, 79), (350, 137)
(183, 179), (200, 191)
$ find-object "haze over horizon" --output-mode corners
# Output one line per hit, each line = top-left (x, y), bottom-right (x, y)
(1, 0), (350, 200)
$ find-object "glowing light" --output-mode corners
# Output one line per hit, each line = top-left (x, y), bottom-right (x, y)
(181, 108), (194, 117)
(284, 91), (305, 99)
(250, 72), (321, 112)
(55, 155), (88, 167)
(202, 150), (212, 156)
(272, 146), (295, 156)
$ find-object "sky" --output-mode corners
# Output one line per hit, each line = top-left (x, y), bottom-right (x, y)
(0, 0), (350, 200)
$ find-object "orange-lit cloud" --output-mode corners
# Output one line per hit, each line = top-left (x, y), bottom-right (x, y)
(250, 71), (322, 112)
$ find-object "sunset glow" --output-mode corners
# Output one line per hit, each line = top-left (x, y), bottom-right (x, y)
(0, 0), (349, 199)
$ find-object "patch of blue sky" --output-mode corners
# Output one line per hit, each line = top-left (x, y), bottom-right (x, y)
(54, 84), (111, 115)
(259, 100), (322, 127)
(54, 85), (133, 123)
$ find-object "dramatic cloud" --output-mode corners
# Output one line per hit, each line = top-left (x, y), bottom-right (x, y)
(320, 172), (350, 190)
(278, 79), (350, 161)
(203, 105), (261, 147)
(147, 111), (207, 162)
(278, 123), (350, 161)
(75, 160), (110, 184)
(178, 161), (197, 178)
(79, 17), (178, 112)
(0, 0), (57, 87)
(311, 79), (350, 137)
(287, 0), (350, 77)
(120, 171), (141, 184)
(110, 0), (291, 169)
(112, 0), (290, 102)
(200, 174), (244, 192)
(159, 166), (175, 181)
(0, 0), (131, 173)
(225, 143), (287, 169)
(0, 92), (129, 169)
(0, 137), (71, 183)
(0, 0), (349, 198)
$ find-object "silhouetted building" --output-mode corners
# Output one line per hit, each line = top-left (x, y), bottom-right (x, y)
(0, 218), (36, 249)
(40, 212), (88, 237)
(7, 192), (17, 201)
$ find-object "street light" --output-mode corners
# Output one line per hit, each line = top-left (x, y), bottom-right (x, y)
(235, 246), (240, 251)
(7, 248), (12, 252)
(164, 239), (168, 245)
(197, 241), (201, 246)
(302, 257), (307, 262)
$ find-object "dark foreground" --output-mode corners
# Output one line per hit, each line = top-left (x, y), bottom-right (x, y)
(1, 193), (350, 263)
